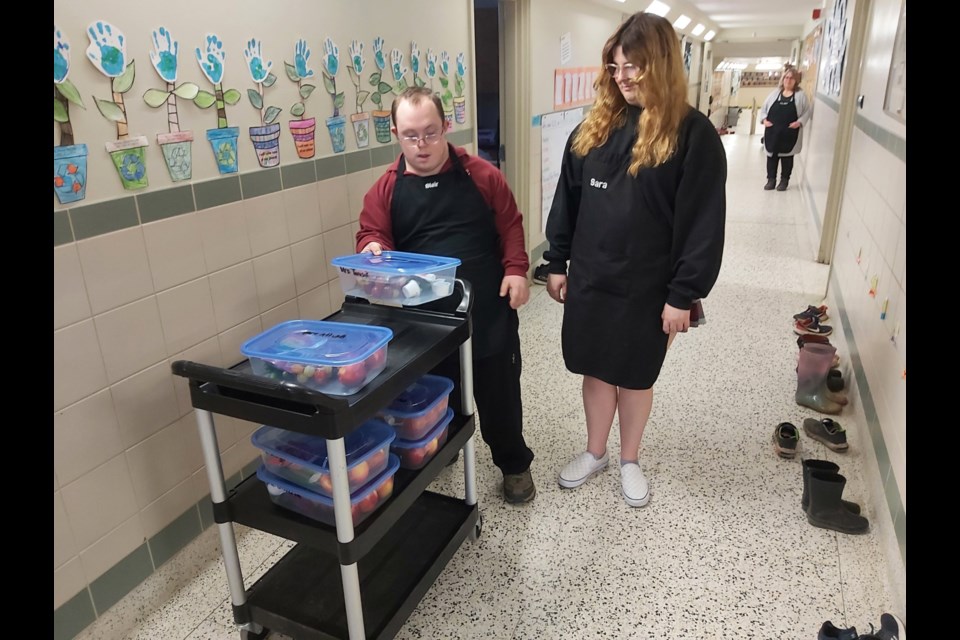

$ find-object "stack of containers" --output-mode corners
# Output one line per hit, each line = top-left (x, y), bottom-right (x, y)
(377, 374), (456, 470)
(251, 421), (399, 526)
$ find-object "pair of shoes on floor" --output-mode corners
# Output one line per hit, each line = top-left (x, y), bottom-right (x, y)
(794, 304), (829, 322)
(795, 315), (833, 336)
(503, 468), (536, 503)
(557, 451), (650, 507)
(804, 417), (849, 451)
(763, 178), (777, 190)
(772, 422), (800, 459)
(803, 459), (868, 535)
(776, 179), (789, 191)
(819, 613), (905, 640)
(532, 263), (549, 285)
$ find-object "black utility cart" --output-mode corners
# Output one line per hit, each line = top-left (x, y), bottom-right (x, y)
(172, 281), (482, 640)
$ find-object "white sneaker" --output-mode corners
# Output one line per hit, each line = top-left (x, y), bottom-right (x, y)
(620, 462), (650, 507)
(558, 451), (609, 488)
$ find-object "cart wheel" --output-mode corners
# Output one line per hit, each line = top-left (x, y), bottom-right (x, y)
(470, 512), (483, 541)
(240, 626), (269, 640)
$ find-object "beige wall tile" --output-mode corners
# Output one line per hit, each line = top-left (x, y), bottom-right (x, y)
(318, 176), (351, 232)
(55, 244), (92, 330)
(111, 361), (181, 450)
(94, 297), (168, 384)
(322, 224), (357, 283)
(297, 284), (333, 320)
(140, 478), (203, 538)
(220, 437), (260, 480)
(252, 248), (296, 313)
(54, 557), (88, 610)
(54, 389), (123, 486)
(126, 415), (204, 507)
(197, 202), (252, 272)
(212, 414), (241, 454)
(893, 225), (905, 287)
(245, 193), (290, 257)
(54, 320), (109, 412)
(261, 300), (299, 330)
(346, 169), (375, 225)
(78, 515), (146, 583)
(219, 317), (263, 367)
(142, 213), (208, 292)
(77, 227), (155, 315)
(170, 337), (224, 417)
(209, 262), (260, 332)
(60, 455), (140, 549)
(156, 278), (218, 354)
(55, 491), (79, 569)
(290, 236), (328, 295)
(283, 183), (323, 242)
(328, 282), (346, 311)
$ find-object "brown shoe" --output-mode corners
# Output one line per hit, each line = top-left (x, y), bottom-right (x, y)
(503, 469), (536, 503)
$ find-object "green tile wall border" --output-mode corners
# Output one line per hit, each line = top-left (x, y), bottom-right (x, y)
(54, 210), (74, 246)
(70, 197), (139, 240)
(194, 176), (242, 210)
(817, 92), (841, 112)
(281, 161), (317, 189)
(316, 155), (347, 180)
(371, 144), (399, 167)
(854, 113), (906, 162)
(240, 167), (282, 199)
(345, 149), (372, 173)
(829, 267), (906, 567)
(88, 544), (153, 615)
(137, 185), (196, 224)
(54, 589), (97, 640)
(148, 507), (203, 568)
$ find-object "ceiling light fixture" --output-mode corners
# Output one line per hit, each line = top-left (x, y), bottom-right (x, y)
(691, 23), (705, 36)
(704, 30), (716, 41)
(645, 1), (671, 17)
(673, 15), (692, 29)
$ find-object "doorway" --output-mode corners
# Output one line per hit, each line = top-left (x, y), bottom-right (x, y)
(473, 0), (500, 167)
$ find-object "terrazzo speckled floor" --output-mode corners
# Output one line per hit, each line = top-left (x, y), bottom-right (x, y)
(74, 132), (901, 640)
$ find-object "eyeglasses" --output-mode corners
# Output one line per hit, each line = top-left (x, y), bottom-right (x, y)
(400, 132), (443, 147)
(605, 63), (642, 79)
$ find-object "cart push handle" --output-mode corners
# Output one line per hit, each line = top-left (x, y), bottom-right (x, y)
(453, 278), (473, 316)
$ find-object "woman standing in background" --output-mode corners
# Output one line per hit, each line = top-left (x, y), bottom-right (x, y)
(759, 67), (811, 191)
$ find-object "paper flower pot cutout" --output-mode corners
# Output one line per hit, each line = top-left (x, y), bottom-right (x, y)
(289, 117), (316, 158)
(205, 127), (240, 174)
(54, 26), (88, 204)
(372, 111), (392, 144)
(54, 144), (89, 204)
(326, 115), (347, 153)
(249, 122), (281, 168)
(350, 113), (370, 148)
(106, 137), (150, 190)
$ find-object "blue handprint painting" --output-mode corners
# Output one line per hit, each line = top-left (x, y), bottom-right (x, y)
(244, 38), (282, 168)
(344, 39), (370, 149)
(54, 26), (88, 205)
(369, 36), (394, 143)
(321, 37), (346, 153)
(86, 20), (150, 190)
(285, 38), (320, 158)
(194, 33), (242, 174)
(454, 52), (467, 124)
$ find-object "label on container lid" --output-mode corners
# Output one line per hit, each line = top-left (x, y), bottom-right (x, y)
(332, 250), (461, 275)
(241, 320), (392, 367)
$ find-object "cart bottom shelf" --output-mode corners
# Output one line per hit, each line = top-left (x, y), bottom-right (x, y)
(243, 491), (478, 640)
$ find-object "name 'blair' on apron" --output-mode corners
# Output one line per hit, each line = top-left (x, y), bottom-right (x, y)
(764, 91), (799, 156)
(389, 145), (516, 359)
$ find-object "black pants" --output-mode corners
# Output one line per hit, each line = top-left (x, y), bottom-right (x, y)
(431, 328), (534, 475)
(767, 155), (794, 181)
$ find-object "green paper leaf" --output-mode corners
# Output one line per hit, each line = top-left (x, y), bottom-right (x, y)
(415, 76), (426, 88)
(334, 92), (345, 110)
(173, 82), (199, 100)
(194, 90), (216, 109)
(57, 80), (85, 108)
(371, 92), (382, 106)
(378, 82), (393, 95)
(356, 90), (370, 105)
(291, 102), (306, 117)
(322, 72), (336, 94)
(300, 84), (316, 99)
(369, 72), (381, 86)
(264, 105), (282, 124)
(439, 77), (449, 89)
(223, 88), (242, 105)
(143, 88), (171, 108)
(94, 97), (125, 122)
(248, 88), (263, 109)
(112, 60), (136, 94)
(442, 90), (453, 107)
(54, 98), (68, 122)
(263, 72), (277, 88)
(348, 65), (360, 86)
(284, 62), (300, 82)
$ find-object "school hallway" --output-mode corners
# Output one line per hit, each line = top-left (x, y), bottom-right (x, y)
(74, 130), (901, 640)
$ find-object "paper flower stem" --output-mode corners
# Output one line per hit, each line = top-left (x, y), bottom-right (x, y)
(112, 89), (129, 139)
(166, 81), (180, 133)
(55, 86), (75, 147)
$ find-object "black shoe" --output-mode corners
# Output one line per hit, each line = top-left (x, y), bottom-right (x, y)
(503, 469), (536, 503)
(807, 471), (869, 535)
(776, 179), (789, 191)
(801, 459), (861, 514)
(763, 179), (776, 190)
(772, 422), (799, 459)
(803, 418), (849, 451)
(533, 263), (549, 285)
(875, 612), (906, 640)
(818, 621), (859, 640)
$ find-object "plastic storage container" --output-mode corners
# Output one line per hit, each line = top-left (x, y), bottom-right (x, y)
(390, 408), (454, 470)
(331, 251), (461, 306)
(241, 320), (393, 395)
(376, 374), (455, 441)
(251, 421), (395, 497)
(257, 454), (400, 527)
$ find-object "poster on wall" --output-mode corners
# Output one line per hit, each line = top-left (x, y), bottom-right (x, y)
(540, 107), (584, 233)
(682, 38), (693, 79)
(883, 0), (906, 122)
(553, 66), (600, 110)
(818, 0), (848, 97)
(799, 24), (822, 96)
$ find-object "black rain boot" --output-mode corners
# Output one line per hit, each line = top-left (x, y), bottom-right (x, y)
(776, 178), (789, 191)
(806, 471), (869, 534)
(796, 343), (844, 414)
(801, 459), (861, 514)
(764, 178), (777, 190)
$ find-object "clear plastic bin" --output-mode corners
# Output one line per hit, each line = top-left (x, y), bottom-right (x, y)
(251, 421), (395, 497)
(390, 408), (454, 470)
(257, 454), (400, 527)
(331, 251), (461, 306)
(377, 374), (455, 441)
(241, 320), (392, 396)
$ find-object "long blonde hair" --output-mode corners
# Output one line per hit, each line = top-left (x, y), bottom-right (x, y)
(572, 12), (690, 175)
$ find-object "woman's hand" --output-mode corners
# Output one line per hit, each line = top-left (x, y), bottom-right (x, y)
(788, 121), (801, 129)
(547, 273), (567, 304)
(762, 119), (772, 127)
(360, 242), (382, 254)
(661, 303), (691, 334)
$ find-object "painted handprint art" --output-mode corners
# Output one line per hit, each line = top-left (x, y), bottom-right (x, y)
(321, 37), (347, 152)
(244, 38), (282, 168)
(345, 39), (371, 148)
(368, 36), (394, 144)
(453, 52), (467, 124)
(195, 33), (242, 174)
(285, 38), (319, 158)
(54, 26), (89, 204)
(390, 48), (408, 92)
(437, 50), (454, 126)
(410, 42), (425, 88)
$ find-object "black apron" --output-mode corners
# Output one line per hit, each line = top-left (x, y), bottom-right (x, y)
(764, 91), (799, 156)
(390, 146), (516, 359)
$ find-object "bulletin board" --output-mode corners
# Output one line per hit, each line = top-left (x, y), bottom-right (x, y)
(540, 106), (585, 233)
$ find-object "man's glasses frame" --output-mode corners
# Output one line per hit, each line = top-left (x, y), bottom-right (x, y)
(400, 132), (444, 147)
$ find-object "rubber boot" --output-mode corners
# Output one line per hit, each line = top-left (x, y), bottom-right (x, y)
(801, 459), (861, 514)
(796, 342), (844, 414)
(806, 471), (869, 534)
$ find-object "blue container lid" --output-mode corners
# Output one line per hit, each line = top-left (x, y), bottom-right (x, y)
(382, 375), (454, 417)
(251, 420), (395, 471)
(241, 320), (392, 367)
(331, 251), (461, 275)
(391, 408), (455, 447)
(257, 454), (400, 504)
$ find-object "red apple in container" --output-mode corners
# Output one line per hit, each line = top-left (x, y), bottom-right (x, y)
(376, 476), (394, 501)
(347, 460), (371, 486)
(358, 491), (380, 515)
(405, 448), (426, 468)
(337, 362), (368, 390)
(366, 346), (388, 373)
(312, 365), (334, 385)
